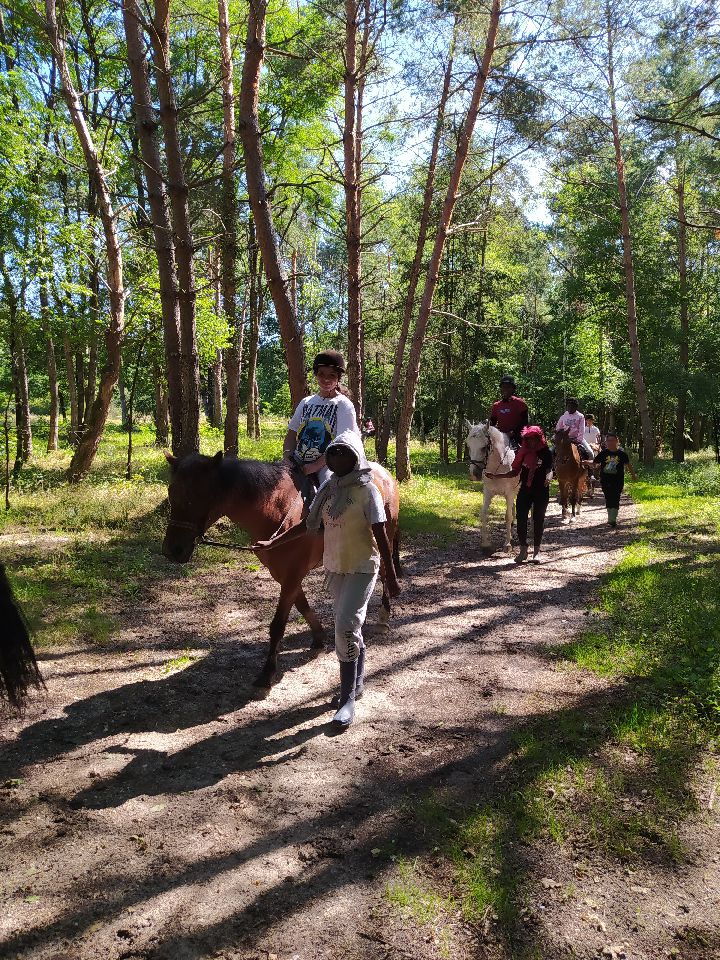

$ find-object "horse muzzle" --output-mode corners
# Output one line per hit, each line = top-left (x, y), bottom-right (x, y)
(162, 536), (196, 564)
(162, 518), (200, 563)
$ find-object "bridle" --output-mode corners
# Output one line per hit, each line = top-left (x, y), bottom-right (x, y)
(165, 490), (302, 553)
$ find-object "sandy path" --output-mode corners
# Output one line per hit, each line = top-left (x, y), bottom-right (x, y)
(2, 495), (718, 960)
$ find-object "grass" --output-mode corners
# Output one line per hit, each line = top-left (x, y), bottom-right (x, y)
(384, 455), (719, 948)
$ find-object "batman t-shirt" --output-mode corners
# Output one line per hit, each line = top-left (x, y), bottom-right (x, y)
(594, 448), (629, 483)
(288, 393), (359, 463)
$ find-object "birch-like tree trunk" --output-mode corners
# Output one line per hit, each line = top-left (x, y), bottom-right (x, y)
(62, 334), (79, 445)
(375, 31), (456, 464)
(39, 276), (59, 452)
(153, 366), (169, 446)
(605, 1), (655, 464)
(246, 221), (261, 439)
(239, 0), (308, 408)
(343, 0), (362, 415)
(149, 0), (201, 455)
(46, 0), (125, 481)
(673, 165), (689, 462)
(395, 0), (501, 481)
(217, 0), (243, 454)
(121, 0), (184, 453)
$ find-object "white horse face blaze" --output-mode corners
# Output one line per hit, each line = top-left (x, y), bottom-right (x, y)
(465, 422), (490, 480)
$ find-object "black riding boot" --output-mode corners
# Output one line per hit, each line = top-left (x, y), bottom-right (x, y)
(331, 643), (365, 707)
(332, 660), (358, 729)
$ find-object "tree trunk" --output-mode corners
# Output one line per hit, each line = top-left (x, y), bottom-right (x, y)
(63, 334), (80, 445)
(375, 37), (455, 465)
(344, 0), (363, 417)
(153, 366), (169, 446)
(208, 351), (223, 428)
(395, 0), (501, 481)
(118, 358), (129, 429)
(246, 223), (261, 439)
(122, 0), (184, 454)
(673, 167), (689, 462)
(238, 0), (308, 408)
(224, 302), (245, 456)
(10, 327), (32, 471)
(216, 0), (244, 454)
(691, 411), (703, 451)
(39, 277), (59, 452)
(46, 0), (126, 482)
(148, 0), (201, 456)
(75, 349), (85, 431)
(605, 2), (655, 465)
(85, 332), (97, 423)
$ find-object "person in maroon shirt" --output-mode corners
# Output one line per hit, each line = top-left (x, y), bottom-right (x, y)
(489, 375), (529, 447)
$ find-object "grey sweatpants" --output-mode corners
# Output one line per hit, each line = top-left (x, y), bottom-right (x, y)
(325, 571), (378, 662)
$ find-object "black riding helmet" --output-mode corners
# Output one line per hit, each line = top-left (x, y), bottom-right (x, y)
(313, 350), (346, 374)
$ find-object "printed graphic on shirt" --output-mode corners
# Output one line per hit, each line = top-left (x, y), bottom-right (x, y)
(602, 453), (620, 474)
(295, 401), (339, 462)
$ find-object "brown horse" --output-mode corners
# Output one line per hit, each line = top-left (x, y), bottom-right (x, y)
(162, 451), (401, 689)
(554, 428), (587, 522)
(1, 564), (44, 713)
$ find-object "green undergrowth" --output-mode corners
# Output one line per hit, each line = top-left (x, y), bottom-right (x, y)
(384, 456), (720, 950)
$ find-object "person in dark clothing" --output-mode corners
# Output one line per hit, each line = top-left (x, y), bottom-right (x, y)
(485, 425), (552, 563)
(489, 375), (529, 448)
(594, 431), (637, 527)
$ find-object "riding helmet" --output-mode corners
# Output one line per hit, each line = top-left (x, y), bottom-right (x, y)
(313, 350), (346, 374)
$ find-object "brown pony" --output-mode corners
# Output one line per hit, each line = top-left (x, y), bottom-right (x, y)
(1, 564), (44, 713)
(553, 428), (587, 522)
(162, 452), (401, 688)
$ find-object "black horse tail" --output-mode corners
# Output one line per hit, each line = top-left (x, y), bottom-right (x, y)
(392, 527), (402, 578)
(0, 564), (44, 711)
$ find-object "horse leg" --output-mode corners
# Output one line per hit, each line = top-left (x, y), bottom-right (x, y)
(560, 484), (569, 522)
(294, 588), (328, 651)
(253, 581), (299, 688)
(378, 576), (390, 626)
(481, 487), (492, 551)
(504, 490), (513, 551)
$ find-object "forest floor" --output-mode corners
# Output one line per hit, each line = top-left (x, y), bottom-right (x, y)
(1, 431), (719, 960)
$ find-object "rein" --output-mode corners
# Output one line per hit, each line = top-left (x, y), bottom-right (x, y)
(168, 490), (303, 554)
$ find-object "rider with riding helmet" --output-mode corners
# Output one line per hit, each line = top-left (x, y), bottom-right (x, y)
(284, 350), (360, 505)
(489, 375), (529, 448)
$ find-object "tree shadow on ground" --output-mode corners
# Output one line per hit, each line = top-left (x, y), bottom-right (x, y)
(3, 494), (717, 959)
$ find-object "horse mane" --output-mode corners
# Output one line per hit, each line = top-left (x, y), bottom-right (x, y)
(217, 457), (291, 501)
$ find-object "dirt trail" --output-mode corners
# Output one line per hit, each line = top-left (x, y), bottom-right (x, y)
(2, 496), (718, 960)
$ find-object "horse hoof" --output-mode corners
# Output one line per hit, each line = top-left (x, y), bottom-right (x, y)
(310, 634), (328, 651)
(252, 672), (275, 690)
(378, 606), (390, 625)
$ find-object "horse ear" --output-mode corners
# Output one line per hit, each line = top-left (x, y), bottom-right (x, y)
(212, 450), (224, 466)
(464, 419), (472, 432)
(164, 451), (178, 471)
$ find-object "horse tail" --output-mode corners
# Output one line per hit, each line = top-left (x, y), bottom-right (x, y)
(392, 526), (402, 577)
(0, 564), (45, 711)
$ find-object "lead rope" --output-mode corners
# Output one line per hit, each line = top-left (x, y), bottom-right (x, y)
(197, 490), (303, 553)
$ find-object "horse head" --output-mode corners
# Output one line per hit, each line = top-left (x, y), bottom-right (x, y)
(465, 420), (491, 480)
(162, 450), (225, 563)
(553, 428), (579, 467)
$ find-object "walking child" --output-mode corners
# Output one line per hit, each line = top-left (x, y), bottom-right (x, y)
(306, 431), (401, 729)
(593, 431), (637, 527)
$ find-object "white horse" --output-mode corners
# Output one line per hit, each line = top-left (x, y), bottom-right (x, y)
(465, 421), (520, 552)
